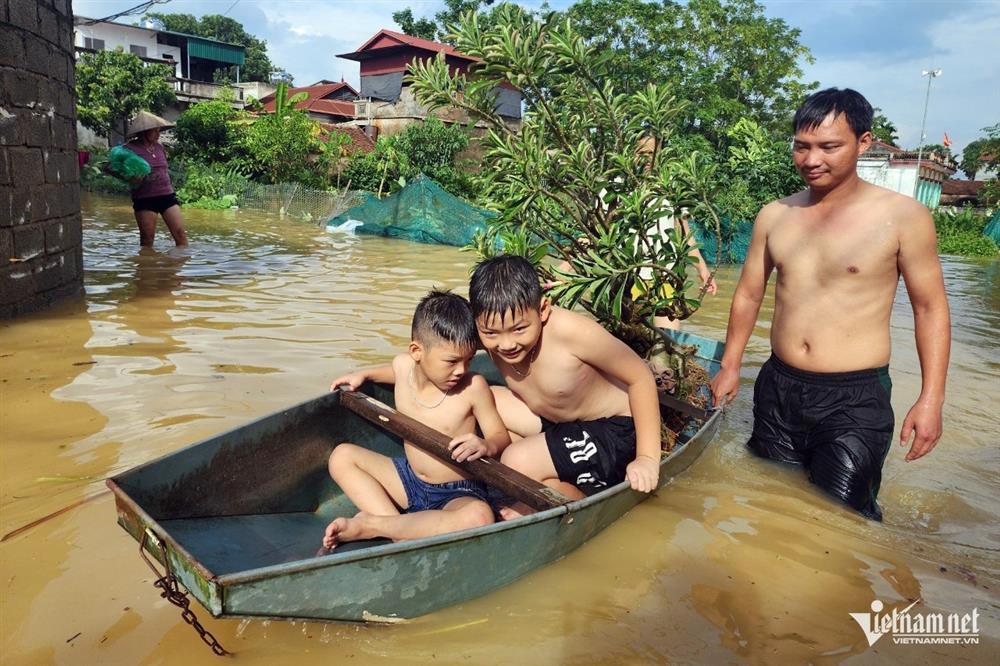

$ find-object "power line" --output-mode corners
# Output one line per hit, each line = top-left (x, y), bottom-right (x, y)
(80, 0), (172, 26)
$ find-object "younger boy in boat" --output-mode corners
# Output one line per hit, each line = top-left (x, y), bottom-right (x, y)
(322, 291), (510, 549)
(470, 255), (662, 517)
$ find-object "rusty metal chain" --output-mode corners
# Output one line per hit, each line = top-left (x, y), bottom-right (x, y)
(140, 530), (230, 657)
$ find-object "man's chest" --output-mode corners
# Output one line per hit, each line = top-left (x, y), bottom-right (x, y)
(768, 217), (898, 282)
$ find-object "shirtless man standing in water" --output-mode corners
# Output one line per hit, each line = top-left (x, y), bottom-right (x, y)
(710, 88), (951, 520)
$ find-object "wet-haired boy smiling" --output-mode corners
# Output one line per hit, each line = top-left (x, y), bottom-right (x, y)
(470, 255), (662, 516)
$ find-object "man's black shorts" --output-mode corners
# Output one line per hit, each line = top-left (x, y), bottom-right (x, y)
(542, 415), (636, 496)
(747, 354), (894, 520)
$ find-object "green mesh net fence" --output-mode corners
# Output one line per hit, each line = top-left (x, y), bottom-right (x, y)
(690, 216), (753, 264)
(985, 209), (1000, 246)
(326, 174), (494, 247)
(233, 182), (366, 221)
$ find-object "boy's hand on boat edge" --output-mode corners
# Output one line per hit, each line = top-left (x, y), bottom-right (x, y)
(331, 371), (368, 392)
(448, 434), (492, 462)
(626, 456), (659, 493)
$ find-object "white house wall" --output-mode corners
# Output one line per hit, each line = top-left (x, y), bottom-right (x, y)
(858, 159), (917, 195)
(73, 22), (181, 76)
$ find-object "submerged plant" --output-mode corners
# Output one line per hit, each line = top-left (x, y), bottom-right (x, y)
(408, 6), (724, 369)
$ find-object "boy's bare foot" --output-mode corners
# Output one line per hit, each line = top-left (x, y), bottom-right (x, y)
(498, 502), (536, 521)
(321, 512), (371, 549)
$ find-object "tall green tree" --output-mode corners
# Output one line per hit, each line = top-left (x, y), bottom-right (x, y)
(142, 12), (278, 82)
(392, 8), (438, 40)
(394, 0), (812, 148)
(719, 118), (800, 221)
(870, 107), (899, 146)
(408, 6), (725, 369)
(960, 123), (999, 179)
(173, 97), (240, 163)
(394, 0), (498, 42)
(342, 118), (476, 198)
(566, 0), (815, 147)
(75, 48), (176, 141)
(237, 83), (325, 185)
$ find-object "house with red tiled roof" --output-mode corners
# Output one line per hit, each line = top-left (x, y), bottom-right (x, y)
(317, 123), (375, 155)
(940, 179), (986, 207)
(258, 81), (359, 124)
(337, 29), (521, 138)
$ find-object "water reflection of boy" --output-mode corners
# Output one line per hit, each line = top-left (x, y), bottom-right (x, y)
(121, 112), (188, 248)
(322, 291), (510, 549)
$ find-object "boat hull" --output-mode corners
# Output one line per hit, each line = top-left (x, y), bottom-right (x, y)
(108, 331), (723, 622)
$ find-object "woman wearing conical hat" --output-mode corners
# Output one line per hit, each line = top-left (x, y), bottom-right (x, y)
(121, 111), (188, 247)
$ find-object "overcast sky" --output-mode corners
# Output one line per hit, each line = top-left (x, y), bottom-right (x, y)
(75, 0), (1000, 155)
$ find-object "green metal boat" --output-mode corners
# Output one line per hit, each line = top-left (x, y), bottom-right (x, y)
(108, 331), (724, 623)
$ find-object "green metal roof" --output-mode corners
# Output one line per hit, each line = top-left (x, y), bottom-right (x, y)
(186, 36), (245, 65)
(159, 30), (246, 65)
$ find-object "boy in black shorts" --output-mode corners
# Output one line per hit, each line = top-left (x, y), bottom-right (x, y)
(469, 256), (662, 517)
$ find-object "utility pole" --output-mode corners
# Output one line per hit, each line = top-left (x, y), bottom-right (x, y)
(913, 68), (942, 199)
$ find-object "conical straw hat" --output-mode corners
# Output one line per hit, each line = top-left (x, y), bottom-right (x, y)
(126, 111), (175, 137)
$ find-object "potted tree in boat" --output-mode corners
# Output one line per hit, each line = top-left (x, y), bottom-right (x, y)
(407, 6), (726, 441)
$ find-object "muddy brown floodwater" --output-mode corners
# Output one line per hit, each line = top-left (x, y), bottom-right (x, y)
(1, 194), (997, 664)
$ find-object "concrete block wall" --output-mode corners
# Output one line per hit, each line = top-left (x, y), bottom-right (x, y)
(1, 0), (83, 318)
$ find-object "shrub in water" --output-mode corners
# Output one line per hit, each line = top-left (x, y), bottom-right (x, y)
(934, 208), (998, 257)
(175, 163), (248, 207)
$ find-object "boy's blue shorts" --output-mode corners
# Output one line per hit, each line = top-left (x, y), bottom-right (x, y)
(392, 457), (489, 512)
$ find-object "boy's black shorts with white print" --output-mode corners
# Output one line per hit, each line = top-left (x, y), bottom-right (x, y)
(541, 415), (637, 495)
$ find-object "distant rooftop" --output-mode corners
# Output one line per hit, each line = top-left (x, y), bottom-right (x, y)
(337, 29), (479, 63)
(73, 16), (246, 50)
(258, 82), (358, 118)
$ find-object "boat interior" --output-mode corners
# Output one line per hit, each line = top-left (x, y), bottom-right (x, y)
(111, 338), (721, 578)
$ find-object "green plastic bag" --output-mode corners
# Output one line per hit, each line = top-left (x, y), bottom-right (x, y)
(108, 145), (151, 180)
